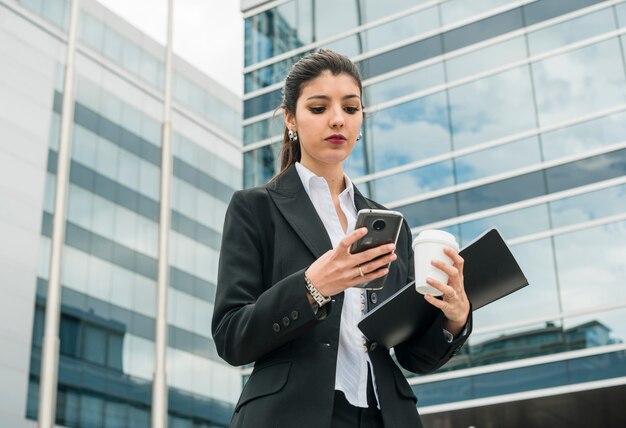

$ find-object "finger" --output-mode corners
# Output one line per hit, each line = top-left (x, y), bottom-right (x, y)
(348, 266), (389, 287)
(358, 254), (397, 278)
(362, 252), (397, 274)
(352, 242), (396, 265)
(431, 260), (460, 285)
(426, 277), (456, 297)
(444, 248), (465, 270)
(424, 293), (447, 311)
(340, 227), (369, 253)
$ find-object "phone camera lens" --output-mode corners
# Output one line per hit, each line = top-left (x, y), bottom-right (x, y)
(373, 219), (386, 231)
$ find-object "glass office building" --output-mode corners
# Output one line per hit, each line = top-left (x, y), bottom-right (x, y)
(0, 0), (241, 426)
(241, 0), (626, 426)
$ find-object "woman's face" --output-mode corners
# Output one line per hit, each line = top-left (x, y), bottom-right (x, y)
(285, 71), (363, 169)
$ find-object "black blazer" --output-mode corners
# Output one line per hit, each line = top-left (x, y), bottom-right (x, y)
(211, 165), (470, 428)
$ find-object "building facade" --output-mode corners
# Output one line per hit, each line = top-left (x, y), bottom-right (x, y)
(241, 0), (626, 426)
(0, 0), (241, 426)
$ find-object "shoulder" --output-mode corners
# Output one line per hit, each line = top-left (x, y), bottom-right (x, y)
(228, 185), (271, 207)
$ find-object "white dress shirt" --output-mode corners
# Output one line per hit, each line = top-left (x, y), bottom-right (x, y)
(295, 162), (376, 408)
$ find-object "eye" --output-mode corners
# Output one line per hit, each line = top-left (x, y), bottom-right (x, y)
(309, 106), (325, 114)
(345, 106), (361, 114)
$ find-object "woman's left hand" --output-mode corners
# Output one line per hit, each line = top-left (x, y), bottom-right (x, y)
(423, 247), (470, 337)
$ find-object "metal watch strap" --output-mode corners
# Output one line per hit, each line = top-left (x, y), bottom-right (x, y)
(304, 272), (331, 307)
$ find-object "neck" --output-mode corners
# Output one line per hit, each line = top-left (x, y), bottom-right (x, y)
(300, 160), (346, 195)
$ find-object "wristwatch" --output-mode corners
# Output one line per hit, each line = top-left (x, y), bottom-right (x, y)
(304, 271), (331, 307)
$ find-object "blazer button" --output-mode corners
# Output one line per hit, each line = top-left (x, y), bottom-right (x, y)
(282, 316), (290, 326)
(369, 342), (378, 352)
(291, 310), (299, 320)
(272, 323), (280, 332)
(370, 293), (378, 304)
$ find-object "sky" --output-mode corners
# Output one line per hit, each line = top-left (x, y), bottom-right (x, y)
(96, 0), (244, 96)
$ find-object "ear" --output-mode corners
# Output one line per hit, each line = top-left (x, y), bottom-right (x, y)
(284, 110), (296, 132)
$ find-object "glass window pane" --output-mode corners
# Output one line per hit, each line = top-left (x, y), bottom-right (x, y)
(244, 143), (280, 188)
(42, 0), (67, 29)
(49, 113), (60, 151)
(103, 26), (123, 63)
(72, 125), (99, 170)
(441, 0), (514, 27)
(549, 183), (626, 228)
(80, 12), (105, 51)
(363, 6), (440, 52)
(618, 2), (626, 27)
(532, 38), (626, 126)
(107, 333), (124, 370)
(122, 41), (142, 75)
(554, 220), (626, 312)
(360, 0), (428, 23)
(79, 394), (104, 427)
(368, 91), (451, 171)
(460, 320), (565, 370)
(244, 0), (312, 66)
(458, 203), (551, 246)
(243, 115), (283, 145)
(540, 110), (626, 161)
(60, 316), (80, 357)
(446, 36), (526, 82)
(454, 136), (542, 184)
(545, 148), (626, 194)
(83, 324), (107, 365)
(64, 390), (80, 426)
(563, 307), (626, 352)
(448, 66), (537, 149)
(398, 193), (458, 228)
(314, 0), (359, 40)
(104, 401), (127, 428)
(473, 238), (560, 327)
(128, 406), (150, 428)
(323, 34), (361, 58)
(369, 160), (454, 204)
(67, 185), (93, 229)
(366, 62), (445, 106)
(527, 8), (616, 56)
(458, 171), (545, 215)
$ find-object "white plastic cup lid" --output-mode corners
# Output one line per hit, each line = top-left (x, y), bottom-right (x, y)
(412, 229), (459, 250)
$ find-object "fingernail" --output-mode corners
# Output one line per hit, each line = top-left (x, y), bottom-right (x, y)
(388, 244), (396, 250)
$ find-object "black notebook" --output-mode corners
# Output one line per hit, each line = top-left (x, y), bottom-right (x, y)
(357, 228), (529, 349)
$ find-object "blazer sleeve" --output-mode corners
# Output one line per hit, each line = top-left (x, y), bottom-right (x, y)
(393, 220), (472, 374)
(211, 190), (328, 367)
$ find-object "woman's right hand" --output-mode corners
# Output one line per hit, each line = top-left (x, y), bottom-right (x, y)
(304, 227), (397, 298)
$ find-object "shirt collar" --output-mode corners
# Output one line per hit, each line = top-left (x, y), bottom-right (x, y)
(295, 162), (355, 202)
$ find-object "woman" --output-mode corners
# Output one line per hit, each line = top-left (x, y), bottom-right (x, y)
(211, 50), (471, 428)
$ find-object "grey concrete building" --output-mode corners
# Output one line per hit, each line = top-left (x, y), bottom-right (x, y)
(0, 0), (241, 426)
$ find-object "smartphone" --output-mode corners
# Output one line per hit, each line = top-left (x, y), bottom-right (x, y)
(350, 209), (404, 290)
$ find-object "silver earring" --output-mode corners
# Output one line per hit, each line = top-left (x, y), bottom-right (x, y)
(356, 132), (363, 141)
(288, 129), (298, 142)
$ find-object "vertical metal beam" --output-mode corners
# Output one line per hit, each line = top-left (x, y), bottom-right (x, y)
(152, 0), (174, 427)
(37, 0), (81, 427)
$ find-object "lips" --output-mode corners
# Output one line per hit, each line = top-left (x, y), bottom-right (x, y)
(325, 134), (347, 144)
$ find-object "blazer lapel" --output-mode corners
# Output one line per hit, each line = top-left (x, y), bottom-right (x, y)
(353, 185), (377, 212)
(266, 165), (332, 259)
(266, 166), (377, 258)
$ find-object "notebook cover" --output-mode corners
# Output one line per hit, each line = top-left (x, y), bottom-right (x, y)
(357, 228), (529, 349)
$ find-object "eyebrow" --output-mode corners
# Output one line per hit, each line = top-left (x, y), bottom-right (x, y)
(305, 94), (361, 101)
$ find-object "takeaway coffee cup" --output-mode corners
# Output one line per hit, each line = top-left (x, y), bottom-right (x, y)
(412, 230), (459, 296)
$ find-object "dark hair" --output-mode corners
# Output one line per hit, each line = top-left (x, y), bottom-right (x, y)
(272, 49), (363, 181)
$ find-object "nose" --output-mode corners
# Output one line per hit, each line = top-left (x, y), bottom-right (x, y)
(329, 106), (344, 129)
